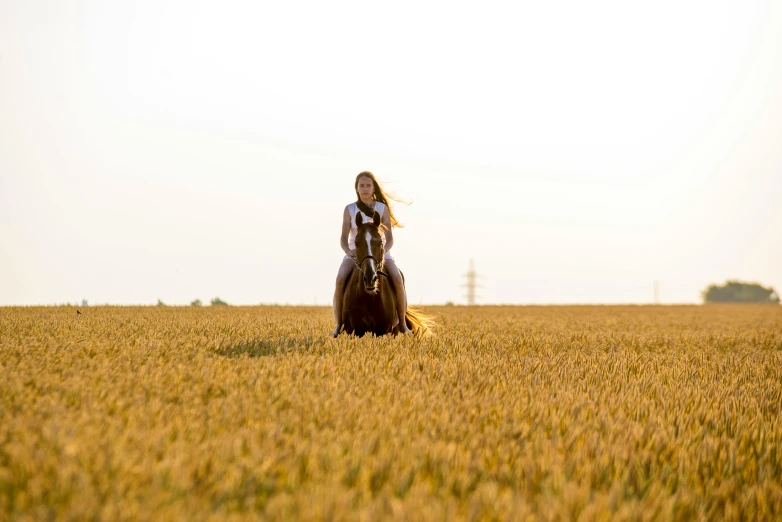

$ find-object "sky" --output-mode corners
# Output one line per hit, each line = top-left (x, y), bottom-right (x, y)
(1, 0), (781, 306)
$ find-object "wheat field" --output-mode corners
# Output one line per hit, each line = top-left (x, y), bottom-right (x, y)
(1, 305), (781, 521)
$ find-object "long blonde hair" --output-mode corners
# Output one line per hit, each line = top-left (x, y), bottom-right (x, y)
(355, 171), (407, 228)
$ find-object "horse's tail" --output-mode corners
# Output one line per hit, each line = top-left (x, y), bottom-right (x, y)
(405, 306), (436, 336)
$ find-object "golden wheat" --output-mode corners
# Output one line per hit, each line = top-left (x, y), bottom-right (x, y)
(1, 305), (781, 521)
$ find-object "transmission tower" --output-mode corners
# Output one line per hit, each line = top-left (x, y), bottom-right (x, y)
(462, 259), (481, 305)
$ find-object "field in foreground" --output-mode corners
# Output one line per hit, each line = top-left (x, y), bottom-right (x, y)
(1, 305), (781, 521)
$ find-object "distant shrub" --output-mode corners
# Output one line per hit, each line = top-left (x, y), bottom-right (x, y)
(702, 280), (779, 304)
(210, 297), (228, 306)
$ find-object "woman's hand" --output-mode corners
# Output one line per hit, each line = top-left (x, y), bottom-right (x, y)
(345, 249), (357, 259)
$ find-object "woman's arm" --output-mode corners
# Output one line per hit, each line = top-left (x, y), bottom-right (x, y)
(381, 210), (394, 252)
(340, 206), (354, 257)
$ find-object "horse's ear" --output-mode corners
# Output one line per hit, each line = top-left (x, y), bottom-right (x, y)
(356, 213), (364, 227)
(372, 211), (380, 227)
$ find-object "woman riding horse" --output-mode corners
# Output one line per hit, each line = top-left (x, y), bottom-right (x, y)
(332, 172), (410, 337)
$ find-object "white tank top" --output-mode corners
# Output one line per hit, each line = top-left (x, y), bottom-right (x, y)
(348, 201), (387, 250)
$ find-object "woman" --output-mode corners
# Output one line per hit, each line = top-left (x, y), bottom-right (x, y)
(333, 171), (411, 336)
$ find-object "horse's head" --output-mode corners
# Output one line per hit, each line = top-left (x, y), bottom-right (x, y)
(354, 211), (385, 295)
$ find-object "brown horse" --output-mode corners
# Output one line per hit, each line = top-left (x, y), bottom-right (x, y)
(338, 211), (433, 337)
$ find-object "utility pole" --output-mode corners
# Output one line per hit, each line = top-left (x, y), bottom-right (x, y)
(463, 259), (480, 305)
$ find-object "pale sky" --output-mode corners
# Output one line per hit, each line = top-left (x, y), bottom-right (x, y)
(2, 0), (781, 306)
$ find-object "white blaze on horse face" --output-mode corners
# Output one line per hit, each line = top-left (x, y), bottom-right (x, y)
(362, 229), (376, 285)
(364, 230), (373, 259)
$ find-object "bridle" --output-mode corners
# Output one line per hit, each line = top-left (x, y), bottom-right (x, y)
(352, 253), (389, 278)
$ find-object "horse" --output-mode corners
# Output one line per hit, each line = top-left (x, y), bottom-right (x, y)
(337, 210), (433, 337)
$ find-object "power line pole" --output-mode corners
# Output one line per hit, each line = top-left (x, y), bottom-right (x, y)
(463, 259), (480, 305)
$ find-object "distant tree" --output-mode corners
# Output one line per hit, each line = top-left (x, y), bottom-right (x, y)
(157, 299), (167, 306)
(702, 281), (780, 304)
(210, 297), (228, 306)
(190, 299), (202, 306)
